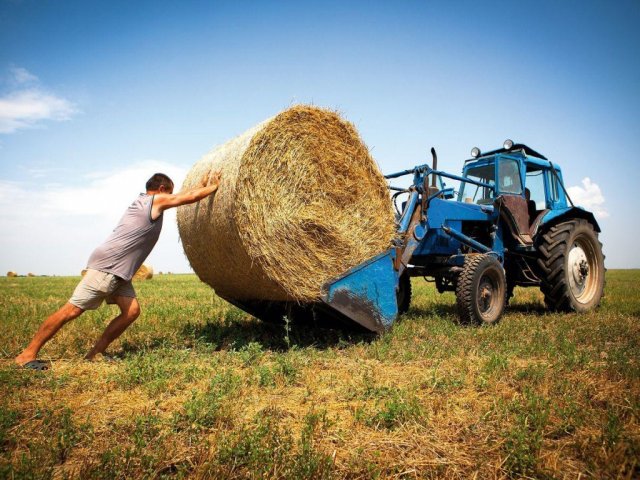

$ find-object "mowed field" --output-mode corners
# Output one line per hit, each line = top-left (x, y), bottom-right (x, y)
(1, 271), (638, 479)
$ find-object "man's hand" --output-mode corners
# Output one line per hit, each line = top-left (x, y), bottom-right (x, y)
(201, 170), (221, 189)
(151, 170), (222, 220)
(209, 170), (221, 189)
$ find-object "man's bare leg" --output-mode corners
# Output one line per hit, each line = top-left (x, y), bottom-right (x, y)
(15, 303), (85, 366)
(84, 296), (140, 361)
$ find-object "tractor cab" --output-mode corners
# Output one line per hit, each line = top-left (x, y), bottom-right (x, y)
(458, 141), (569, 246)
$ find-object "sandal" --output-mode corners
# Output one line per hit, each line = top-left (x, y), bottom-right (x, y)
(22, 360), (49, 371)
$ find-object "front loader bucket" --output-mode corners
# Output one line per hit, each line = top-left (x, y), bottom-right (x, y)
(320, 250), (399, 333)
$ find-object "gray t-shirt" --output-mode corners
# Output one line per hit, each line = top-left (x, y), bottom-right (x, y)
(87, 194), (163, 281)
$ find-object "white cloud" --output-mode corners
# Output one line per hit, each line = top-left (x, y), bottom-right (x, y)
(40, 161), (186, 220)
(0, 161), (191, 276)
(0, 67), (78, 134)
(9, 66), (38, 85)
(567, 177), (609, 219)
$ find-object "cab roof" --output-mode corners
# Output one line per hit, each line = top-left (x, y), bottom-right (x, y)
(465, 143), (548, 162)
(463, 144), (558, 172)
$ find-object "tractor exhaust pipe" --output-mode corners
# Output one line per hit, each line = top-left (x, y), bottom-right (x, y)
(430, 147), (438, 188)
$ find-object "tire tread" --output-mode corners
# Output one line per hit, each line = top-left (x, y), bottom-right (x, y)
(537, 219), (604, 312)
(456, 254), (505, 325)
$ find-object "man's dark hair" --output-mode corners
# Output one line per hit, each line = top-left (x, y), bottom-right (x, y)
(146, 173), (174, 192)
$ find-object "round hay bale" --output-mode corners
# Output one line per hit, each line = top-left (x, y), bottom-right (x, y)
(7, 271), (17, 277)
(177, 105), (395, 302)
(83, 266), (153, 280)
(27, 272), (35, 277)
(132, 264), (153, 281)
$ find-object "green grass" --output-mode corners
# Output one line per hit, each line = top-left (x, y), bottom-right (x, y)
(1, 271), (639, 478)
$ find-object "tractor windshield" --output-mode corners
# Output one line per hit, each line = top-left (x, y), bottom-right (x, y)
(459, 162), (495, 204)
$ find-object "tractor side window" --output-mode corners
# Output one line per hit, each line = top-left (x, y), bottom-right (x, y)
(498, 158), (523, 195)
(525, 169), (546, 210)
(546, 170), (560, 203)
(460, 164), (495, 204)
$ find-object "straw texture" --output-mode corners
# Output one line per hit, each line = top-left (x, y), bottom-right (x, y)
(177, 105), (395, 301)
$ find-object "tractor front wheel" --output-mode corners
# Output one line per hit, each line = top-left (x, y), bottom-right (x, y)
(456, 254), (506, 325)
(537, 219), (605, 312)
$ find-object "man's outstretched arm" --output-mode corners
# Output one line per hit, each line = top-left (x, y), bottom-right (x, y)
(151, 171), (221, 220)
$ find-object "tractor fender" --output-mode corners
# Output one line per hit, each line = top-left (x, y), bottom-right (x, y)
(539, 207), (601, 234)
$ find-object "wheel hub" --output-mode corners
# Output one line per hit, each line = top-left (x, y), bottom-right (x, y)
(478, 280), (494, 313)
(568, 244), (589, 296)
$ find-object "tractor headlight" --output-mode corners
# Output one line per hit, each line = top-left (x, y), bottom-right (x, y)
(503, 139), (514, 150)
(471, 147), (480, 158)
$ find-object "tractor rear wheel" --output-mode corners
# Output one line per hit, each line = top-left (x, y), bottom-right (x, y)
(397, 272), (412, 315)
(537, 219), (605, 312)
(456, 254), (506, 325)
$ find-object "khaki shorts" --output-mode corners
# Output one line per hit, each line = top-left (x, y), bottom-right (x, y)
(69, 269), (136, 310)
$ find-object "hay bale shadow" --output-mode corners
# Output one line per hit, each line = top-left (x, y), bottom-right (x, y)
(180, 316), (375, 352)
(116, 313), (373, 357)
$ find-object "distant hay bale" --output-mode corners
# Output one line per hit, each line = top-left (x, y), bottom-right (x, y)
(177, 105), (395, 302)
(132, 264), (153, 281)
(7, 271), (17, 277)
(27, 273), (35, 277)
(81, 265), (153, 280)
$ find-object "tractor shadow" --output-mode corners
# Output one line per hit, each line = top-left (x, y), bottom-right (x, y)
(414, 303), (458, 318)
(405, 300), (550, 325)
(410, 298), (548, 317)
(505, 301), (549, 314)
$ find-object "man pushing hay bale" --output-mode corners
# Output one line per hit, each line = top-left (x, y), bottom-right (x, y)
(15, 173), (221, 369)
(178, 105), (395, 303)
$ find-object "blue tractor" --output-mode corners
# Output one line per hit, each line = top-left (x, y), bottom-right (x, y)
(230, 140), (605, 332)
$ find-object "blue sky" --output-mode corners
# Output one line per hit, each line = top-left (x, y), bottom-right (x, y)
(1, 0), (638, 275)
